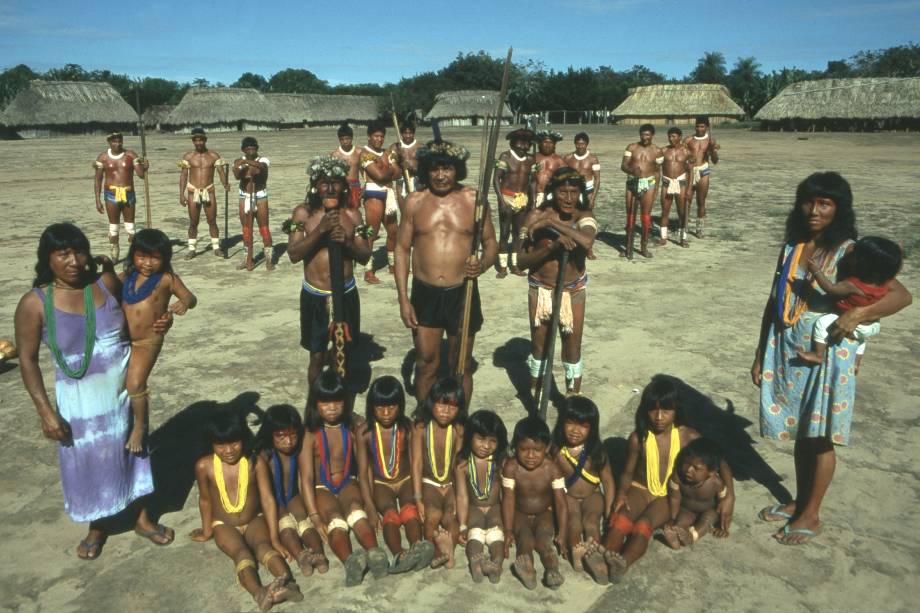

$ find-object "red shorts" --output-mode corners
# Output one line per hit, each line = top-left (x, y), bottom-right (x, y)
(349, 181), (361, 209)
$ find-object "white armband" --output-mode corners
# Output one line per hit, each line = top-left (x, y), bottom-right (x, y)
(655, 156), (665, 165)
(551, 477), (566, 490)
(501, 476), (515, 490)
(591, 163), (601, 171)
(623, 150), (632, 157)
(93, 160), (104, 169)
(576, 217), (598, 232)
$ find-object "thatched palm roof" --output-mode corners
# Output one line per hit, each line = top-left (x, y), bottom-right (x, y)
(426, 90), (512, 120)
(142, 104), (173, 127)
(0, 80), (137, 127)
(264, 93), (308, 124)
(612, 84), (744, 117)
(165, 87), (278, 127)
(755, 78), (920, 121)
(303, 94), (380, 123)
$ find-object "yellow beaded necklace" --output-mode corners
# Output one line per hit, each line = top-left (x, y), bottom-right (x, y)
(213, 454), (249, 514)
(644, 427), (680, 497)
(426, 423), (453, 483)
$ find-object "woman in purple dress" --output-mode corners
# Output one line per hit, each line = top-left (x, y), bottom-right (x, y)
(15, 223), (174, 559)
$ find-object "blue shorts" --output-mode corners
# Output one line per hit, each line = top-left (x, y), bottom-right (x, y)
(104, 189), (136, 207)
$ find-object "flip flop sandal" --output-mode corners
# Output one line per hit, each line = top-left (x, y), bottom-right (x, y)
(776, 524), (818, 545)
(758, 504), (793, 522)
(390, 549), (419, 574)
(77, 539), (104, 561)
(411, 540), (435, 571)
(135, 523), (174, 545)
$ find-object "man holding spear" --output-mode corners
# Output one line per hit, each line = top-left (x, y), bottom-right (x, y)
(284, 156), (371, 385)
(395, 140), (498, 406)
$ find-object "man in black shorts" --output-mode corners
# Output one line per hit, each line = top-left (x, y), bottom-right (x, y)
(395, 140), (498, 405)
(285, 156), (372, 385)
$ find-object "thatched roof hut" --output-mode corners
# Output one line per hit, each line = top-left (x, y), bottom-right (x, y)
(426, 90), (513, 126)
(142, 105), (173, 131)
(611, 84), (744, 125)
(164, 87), (279, 132)
(264, 93), (309, 127)
(0, 80), (138, 138)
(755, 78), (920, 131)
(302, 94), (380, 126)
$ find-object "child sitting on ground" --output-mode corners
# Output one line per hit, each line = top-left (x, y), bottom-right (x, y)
(455, 410), (509, 583)
(191, 408), (303, 611)
(501, 416), (568, 590)
(361, 375), (434, 573)
(552, 396), (615, 585)
(120, 228), (196, 454)
(411, 377), (467, 569)
(662, 438), (729, 549)
(797, 236), (902, 370)
(299, 370), (388, 586)
(255, 404), (329, 576)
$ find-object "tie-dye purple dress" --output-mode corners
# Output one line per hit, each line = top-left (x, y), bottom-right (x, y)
(35, 279), (154, 522)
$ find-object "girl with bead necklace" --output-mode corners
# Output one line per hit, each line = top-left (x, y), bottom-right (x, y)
(361, 376), (434, 573)
(550, 396), (614, 584)
(410, 376), (467, 569)
(120, 228), (196, 454)
(255, 404), (329, 577)
(455, 410), (508, 583)
(191, 408), (304, 610)
(299, 370), (388, 586)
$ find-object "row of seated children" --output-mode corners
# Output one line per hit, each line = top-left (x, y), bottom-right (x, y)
(193, 372), (735, 608)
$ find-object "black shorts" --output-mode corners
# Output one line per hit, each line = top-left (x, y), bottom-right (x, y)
(300, 284), (360, 353)
(410, 277), (482, 337)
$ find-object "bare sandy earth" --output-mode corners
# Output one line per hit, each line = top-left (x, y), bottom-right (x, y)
(0, 126), (917, 612)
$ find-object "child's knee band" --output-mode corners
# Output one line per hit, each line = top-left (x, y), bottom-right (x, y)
(327, 518), (348, 533)
(467, 527), (486, 543)
(278, 514), (298, 533)
(527, 353), (545, 378)
(399, 503), (420, 524)
(124, 222), (135, 236)
(608, 513), (633, 534)
(632, 520), (653, 540)
(259, 225), (271, 243)
(346, 509), (368, 528)
(260, 549), (282, 566)
(242, 226), (253, 246)
(296, 518), (312, 537)
(127, 388), (149, 399)
(108, 223), (119, 237)
(484, 527), (505, 545)
(562, 360), (583, 382)
(641, 214), (652, 231)
(235, 558), (256, 585)
(382, 508), (402, 527)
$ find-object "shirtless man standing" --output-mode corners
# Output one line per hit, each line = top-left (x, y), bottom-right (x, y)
(396, 140), (498, 406)
(232, 137), (274, 272)
(388, 121), (420, 209)
(286, 157), (371, 386)
(493, 128), (535, 277)
(516, 167), (597, 398)
(360, 121), (402, 284)
(621, 125), (663, 259)
(533, 131), (565, 207)
(178, 127), (230, 259)
(563, 133), (601, 260)
(683, 116), (719, 238)
(94, 132), (148, 262)
(659, 127), (691, 248)
(331, 124), (363, 210)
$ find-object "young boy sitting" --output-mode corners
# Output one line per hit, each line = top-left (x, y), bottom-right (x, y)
(661, 438), (730, 548)
(191, 409), (303, 611)
(501, 416), (568, 590)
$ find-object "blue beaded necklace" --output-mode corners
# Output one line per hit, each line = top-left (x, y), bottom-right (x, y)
(122, 271), (163, 305)
(271, 450), (298, 507)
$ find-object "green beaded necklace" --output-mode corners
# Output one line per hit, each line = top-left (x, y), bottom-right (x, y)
(44, 283), (96, 379)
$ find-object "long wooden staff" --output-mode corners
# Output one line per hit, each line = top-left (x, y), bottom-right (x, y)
(223, 167), (230, 259)
(536, 248), (570, 420)
(328, 209), (348, 377)
(456, 47), (513, 377)
(390, 94), (414, 192)
(135, 83), (153, 228)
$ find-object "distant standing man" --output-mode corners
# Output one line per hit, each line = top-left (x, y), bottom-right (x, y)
(361, 121), (402, 284)
(395, 140), (498, 406)
(178, 127), (230, 259)
(493, 128), (535, 277)
(285, 156), (372, 386)
(94, 131), (148, 262)
(533, 130), (565, 207)
(331, 124), (363, 209)
(232, 137), (274, 271)
(683, 116), (719, 238)
(659, 127), (691, 248)
(388, 120), (420, 209)
(621, 124), (663, 259)
(564, 132), (601, 259)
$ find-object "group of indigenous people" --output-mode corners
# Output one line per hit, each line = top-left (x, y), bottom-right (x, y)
(12, 118), (911, 608)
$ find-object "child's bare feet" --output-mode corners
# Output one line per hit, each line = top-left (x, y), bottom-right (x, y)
(391, 549), (417, 574)
(295, 549), (313, 577)
(309, 550), (329, 573)
(661, 524), (681, 550)
(481, 557), (500, 583)
(344, 550), (367, 587)
(512, 554), (538, 590)
(570, 540), (588, 571)
(796, 349), (823, 365)
(272, 576), (304, 604)
(410, 540), (435, 571)
(543, 566), (565, 590)
(468, 551), (485, 583)
(676, 526), (694, 547)
(366, 547), (389, 579)
(125, 424), (145, 454)
(605, 549), (628, 583)
(583, 541), (609, 586)
(254, 585), (274, 612)
(431, 528), (453, 569)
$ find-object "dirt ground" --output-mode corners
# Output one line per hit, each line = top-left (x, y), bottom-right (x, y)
(0, 125), (917, 613)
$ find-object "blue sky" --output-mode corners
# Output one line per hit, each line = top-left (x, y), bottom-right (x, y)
(2, 0), (917, 84)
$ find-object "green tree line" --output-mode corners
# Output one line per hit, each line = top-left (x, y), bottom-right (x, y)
(1, 43), (917, 118)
